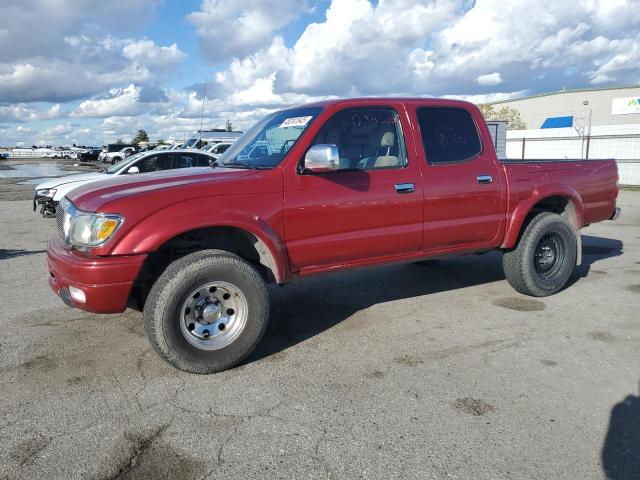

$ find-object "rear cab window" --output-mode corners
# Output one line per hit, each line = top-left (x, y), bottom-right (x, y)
(416, 107), (482, 164)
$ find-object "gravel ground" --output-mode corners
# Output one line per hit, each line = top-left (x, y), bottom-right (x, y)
(0, 171), (638, 479)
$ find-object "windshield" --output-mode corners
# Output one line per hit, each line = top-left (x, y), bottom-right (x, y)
(106, 152), (145, 174)
(184, 138), (199, 149)
(216, 107), (322, 169)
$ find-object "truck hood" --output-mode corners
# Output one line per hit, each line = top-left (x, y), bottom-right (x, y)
(67, 167), (257, 212)
(35, 172), (107, 190)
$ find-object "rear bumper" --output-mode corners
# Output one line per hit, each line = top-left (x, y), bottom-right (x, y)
(47, 238), (146, 313)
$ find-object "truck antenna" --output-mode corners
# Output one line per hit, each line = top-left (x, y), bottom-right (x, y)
(199, 78), (207, 148)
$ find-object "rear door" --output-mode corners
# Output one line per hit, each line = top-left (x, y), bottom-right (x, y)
(413, 106), (505, 251)
(283, 105), (424, 272)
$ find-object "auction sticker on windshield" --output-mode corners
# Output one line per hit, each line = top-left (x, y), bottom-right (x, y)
(279, 116), (313, 128)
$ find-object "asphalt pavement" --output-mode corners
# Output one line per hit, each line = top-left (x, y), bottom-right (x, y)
(0, 175), (638, 479)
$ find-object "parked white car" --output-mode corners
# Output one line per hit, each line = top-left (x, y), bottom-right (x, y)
(102, 146), (137, 164)
(33, 149), (217, 217)
(200, 142), (233, 157)
(46, 151), (77, 159)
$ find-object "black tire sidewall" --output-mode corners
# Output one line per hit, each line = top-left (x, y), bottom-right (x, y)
(147, 252), (268, 373)
(522, 215), (576, 295)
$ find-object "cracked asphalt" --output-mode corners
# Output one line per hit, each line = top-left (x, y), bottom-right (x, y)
(0, 176), (639, 479)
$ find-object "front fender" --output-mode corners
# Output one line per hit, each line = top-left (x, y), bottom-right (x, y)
(501, 183), (584, 249)
(108, 197), (289, 283)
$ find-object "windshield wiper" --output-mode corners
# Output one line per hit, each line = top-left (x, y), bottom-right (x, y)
(217, 160), (271, 170)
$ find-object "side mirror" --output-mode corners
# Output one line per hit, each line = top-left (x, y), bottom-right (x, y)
(127, 166), (139, 174)
(304, 144), (340, 173)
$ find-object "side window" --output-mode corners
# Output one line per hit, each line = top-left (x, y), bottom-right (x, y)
(136, 155), (159, 173)
(214, 143), (230, 154)
(310, 107), (407, 171)
(138, 154), (173, 172)
(196, 154), (213, 167)
(174, 153), (196, 168)
(417, 108), (482, 164)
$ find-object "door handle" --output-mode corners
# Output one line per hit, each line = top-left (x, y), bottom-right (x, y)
(477, 175), (493, 184)
(395, 183), (415, 194)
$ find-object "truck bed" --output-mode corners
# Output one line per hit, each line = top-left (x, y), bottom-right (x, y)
(501, 158), (618, 230)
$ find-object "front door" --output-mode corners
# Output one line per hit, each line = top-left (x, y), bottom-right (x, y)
(283, 106), (424, 272)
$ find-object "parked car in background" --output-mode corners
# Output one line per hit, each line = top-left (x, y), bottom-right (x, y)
(102, 146), (137, 164)
(0, 152), (9, 159)
(183, 129), (243, 150)
(45, 98), (619, 373)
(77, 149), (101, 162)
(200, 142), (233, 157)
(98, 143), (137, 162)
(34, 149), (216, 217)
(46, 150), (76, 159)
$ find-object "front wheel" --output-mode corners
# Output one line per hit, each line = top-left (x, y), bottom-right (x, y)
(502, 212), (577, 297)
(144, 250), (269, 374)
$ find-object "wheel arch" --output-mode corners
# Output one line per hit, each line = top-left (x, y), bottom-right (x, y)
(502, 186), (584, 249)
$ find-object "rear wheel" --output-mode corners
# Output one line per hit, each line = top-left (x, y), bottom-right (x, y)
(111, 156), (121, 164)
(502, 212), (577, 297)
(143, 250), (269, 374)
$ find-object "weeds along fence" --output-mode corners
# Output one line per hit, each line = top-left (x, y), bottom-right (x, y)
(506, 124), (640, 185)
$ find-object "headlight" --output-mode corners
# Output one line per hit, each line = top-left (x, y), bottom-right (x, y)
(60, 198), (123, 247)
(36, 188), (57, 198)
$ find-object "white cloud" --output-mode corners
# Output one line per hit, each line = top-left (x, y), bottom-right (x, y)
(72, 85), (145, 118)
(3, 0), (640, 147)
(188, 0), (310, 62)
(122, 39), (186, 68)
(476, 73), (503, 86)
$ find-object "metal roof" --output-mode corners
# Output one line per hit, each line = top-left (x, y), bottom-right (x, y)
(489, 84), (640, 105)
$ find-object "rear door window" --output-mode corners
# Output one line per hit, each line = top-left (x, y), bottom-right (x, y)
(417, 108), (482, 164)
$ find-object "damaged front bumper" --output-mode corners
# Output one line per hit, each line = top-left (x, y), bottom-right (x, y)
(33, 194), (57, 218)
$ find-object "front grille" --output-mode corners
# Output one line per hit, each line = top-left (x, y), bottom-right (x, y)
(56, 202), (65, 242)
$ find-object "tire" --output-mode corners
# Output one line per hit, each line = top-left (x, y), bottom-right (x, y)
(111, 157), (121, 164)
(502, 212), (577, 297)
(143, 249), (269, 374)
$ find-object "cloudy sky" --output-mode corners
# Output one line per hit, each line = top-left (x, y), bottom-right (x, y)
(1, 0), (639, 146)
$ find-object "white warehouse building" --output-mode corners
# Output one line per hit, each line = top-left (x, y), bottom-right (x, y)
(489, 84), (640, 185)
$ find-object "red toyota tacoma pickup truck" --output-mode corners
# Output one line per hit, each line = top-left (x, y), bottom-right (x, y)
(47, 98), (620, 373)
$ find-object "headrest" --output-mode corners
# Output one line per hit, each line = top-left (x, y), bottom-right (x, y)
(380, 131), (395, 147)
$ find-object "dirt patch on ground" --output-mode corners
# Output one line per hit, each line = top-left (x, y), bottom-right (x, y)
(101, 425), (205, 480)
(9, 434), (51, 466)
(541, 359), (558, 366)
(366, 370), (385, 379)
(394, 355), (423, 367)
(492, 297), (546, 312)
(453, 397), (495, 416)
(588, 331), (616, 343)
(624, 284), (640, 294)
(20, 354), (57, 373)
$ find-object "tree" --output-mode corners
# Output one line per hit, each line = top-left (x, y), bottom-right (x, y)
(156, 137), (165, 145)
(115, 138), (124, 145)
(132, 129), (150, 144)
(225, 118), (234, 132)
(478, 104), (526, 130)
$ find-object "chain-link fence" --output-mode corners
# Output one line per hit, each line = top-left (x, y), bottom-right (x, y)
(504, 105), (640, 185)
